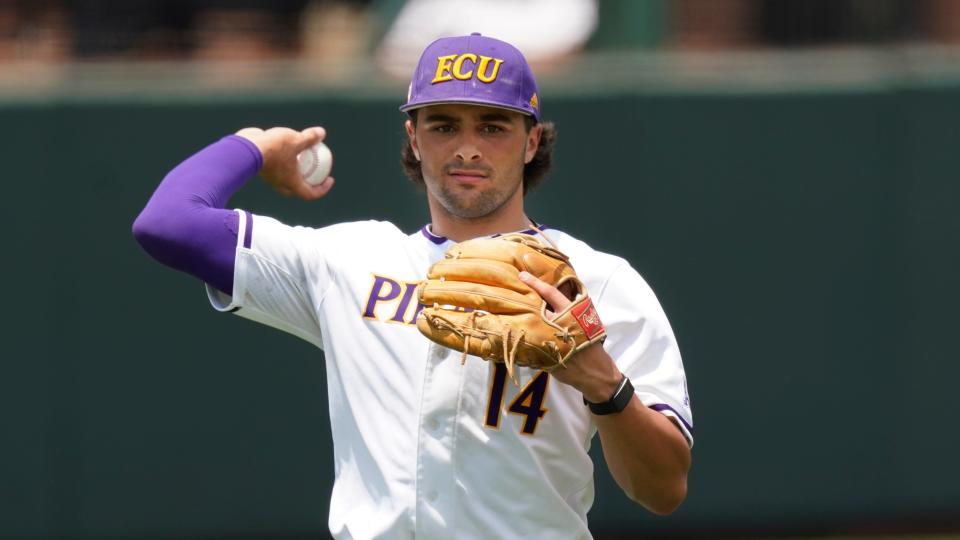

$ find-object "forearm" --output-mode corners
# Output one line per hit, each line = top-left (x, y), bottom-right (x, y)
(594, 395), (691, 515)
(555, 346), (690, 514)
(132, 135), (262, 294)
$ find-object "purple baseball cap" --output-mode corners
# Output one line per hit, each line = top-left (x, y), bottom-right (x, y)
(400, 33), (541, 122)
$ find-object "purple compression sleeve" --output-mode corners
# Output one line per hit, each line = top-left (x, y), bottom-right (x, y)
(132, 135), (263, 295)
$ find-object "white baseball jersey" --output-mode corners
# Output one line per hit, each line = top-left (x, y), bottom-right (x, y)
(206, 211), (693, 540)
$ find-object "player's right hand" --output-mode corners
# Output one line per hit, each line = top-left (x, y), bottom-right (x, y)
(235, 126), (335, 201)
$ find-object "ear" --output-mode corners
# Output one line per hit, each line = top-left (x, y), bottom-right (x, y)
(405, 119), (421, 161)
(523, 123), (543, 164)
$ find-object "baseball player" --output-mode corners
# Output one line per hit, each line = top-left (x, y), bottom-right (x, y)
(133, 33), (692, 539)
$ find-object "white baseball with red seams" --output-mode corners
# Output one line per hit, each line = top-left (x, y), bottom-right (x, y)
(297, 141), (333, 185)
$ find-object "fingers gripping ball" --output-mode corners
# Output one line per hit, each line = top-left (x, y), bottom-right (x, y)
(416, 234), (606, 381)
(297, 141), (333, 185)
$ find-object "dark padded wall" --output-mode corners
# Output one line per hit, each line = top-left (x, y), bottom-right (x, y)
(1, 85), (957, 538)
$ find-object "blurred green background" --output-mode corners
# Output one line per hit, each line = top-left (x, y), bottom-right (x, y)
(2, 77), (959, 538)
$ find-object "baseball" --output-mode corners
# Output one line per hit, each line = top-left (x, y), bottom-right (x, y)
(298, 141), (333, 186)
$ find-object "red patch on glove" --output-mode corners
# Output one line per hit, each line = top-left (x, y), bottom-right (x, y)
(571, 298), (604, 339)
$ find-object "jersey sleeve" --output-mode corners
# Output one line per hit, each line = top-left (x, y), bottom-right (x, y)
(206, 211), (334, 349)
(595, 263), (694, 446)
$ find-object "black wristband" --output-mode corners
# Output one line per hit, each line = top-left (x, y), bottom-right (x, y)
(583, 375), (634, 415)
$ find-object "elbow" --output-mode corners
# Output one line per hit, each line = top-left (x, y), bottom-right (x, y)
(132, 210), (161, 254)
(626, 477), (687, 516)
(647, 481), (687, 516)
(132, 211), (150, 245)
(132, 207), (180, 261)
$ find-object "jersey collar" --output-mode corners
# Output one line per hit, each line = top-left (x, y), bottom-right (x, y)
(419, 222), (550, 245)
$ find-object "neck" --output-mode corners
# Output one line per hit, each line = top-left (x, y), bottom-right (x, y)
(428, 193), (530, 242)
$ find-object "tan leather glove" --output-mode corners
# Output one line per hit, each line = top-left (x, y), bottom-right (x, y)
(416, 233), (606, 381)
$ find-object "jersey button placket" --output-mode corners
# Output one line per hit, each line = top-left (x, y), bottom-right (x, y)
(416, 344), (458, 537)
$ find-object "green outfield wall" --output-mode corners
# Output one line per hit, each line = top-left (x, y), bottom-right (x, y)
(2, 83), (958, 539)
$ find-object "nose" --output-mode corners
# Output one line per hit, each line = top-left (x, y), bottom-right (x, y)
(454, 132), (482, 162)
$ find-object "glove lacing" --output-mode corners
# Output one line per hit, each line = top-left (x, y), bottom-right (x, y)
(501, 325), (525, 385)
(454, 311), (525, 385)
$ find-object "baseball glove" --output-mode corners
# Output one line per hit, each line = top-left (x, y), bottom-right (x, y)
(416, 233), (606, 381)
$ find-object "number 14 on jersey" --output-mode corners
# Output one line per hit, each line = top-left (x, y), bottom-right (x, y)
(484, 363), (550, 435)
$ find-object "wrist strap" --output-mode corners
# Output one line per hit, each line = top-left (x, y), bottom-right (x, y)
(583, 375), (634, 415)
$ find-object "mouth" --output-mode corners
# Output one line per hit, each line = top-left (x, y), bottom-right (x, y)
(446, 168), (489, 184)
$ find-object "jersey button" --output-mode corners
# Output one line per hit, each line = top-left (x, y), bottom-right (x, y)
(426, 490), (438, 502)
(428, 418), (439, 431)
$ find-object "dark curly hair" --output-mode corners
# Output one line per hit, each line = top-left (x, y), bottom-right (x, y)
(400, 112), (557, 195)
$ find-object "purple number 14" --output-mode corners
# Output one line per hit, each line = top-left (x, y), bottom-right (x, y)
(484, 363), (550, 435)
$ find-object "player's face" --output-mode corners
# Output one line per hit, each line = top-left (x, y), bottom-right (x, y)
(406, 104), (541, 220)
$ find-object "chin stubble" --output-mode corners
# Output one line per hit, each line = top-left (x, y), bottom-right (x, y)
(436, 172), (524, 219)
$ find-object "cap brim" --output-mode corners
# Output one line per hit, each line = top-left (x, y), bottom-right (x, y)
(399, 97), (537, 119)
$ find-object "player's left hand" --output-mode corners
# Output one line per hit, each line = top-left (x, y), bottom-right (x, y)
(518, 271), (623, 403)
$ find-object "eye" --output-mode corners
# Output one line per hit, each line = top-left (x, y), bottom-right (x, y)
(481, 124), (505, 134)
(432, 124), (455, 133)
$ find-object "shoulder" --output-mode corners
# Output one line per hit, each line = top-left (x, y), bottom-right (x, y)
(547, 229), (660, 304)
(253, 217), (405, 244)
(309, 219), (405, 237)
(548, 230), (628, 279)
(245, 215), (409, 258)
(550, 231), (626, 267)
